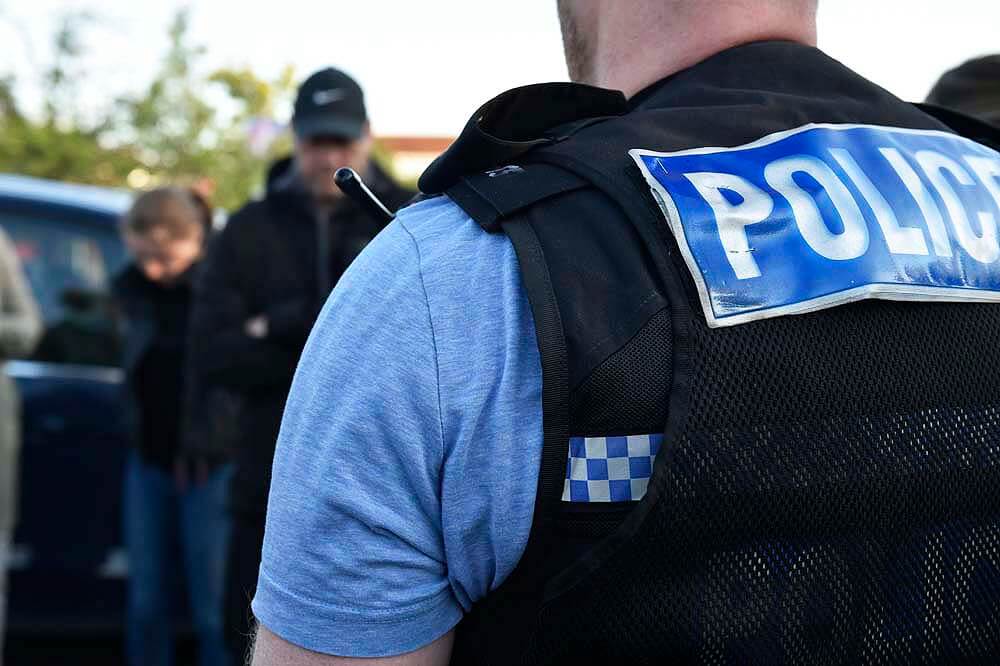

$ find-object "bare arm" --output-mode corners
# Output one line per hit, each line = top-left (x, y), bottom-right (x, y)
(251, 624), (454, 666)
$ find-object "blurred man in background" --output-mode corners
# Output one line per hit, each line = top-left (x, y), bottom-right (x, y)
(187, 67), (412, 666)
(114, 187), (232, 666)
(927, 55), (1000, 127)
(0, 226), (42, 665)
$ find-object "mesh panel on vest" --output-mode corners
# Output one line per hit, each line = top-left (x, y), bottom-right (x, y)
(570, 307), (672, 436)
(524, 300), (1000, 663)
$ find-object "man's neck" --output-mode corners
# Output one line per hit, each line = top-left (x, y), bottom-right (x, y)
(589, 5), (817, 98)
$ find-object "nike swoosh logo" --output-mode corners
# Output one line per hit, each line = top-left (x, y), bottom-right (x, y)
(313, 89), (347, 105)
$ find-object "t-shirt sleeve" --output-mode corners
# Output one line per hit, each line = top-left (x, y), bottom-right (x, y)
(251, 213), (462, 657)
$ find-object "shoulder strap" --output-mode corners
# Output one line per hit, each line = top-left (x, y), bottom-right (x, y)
(449, 205), (576, 665)
(419, 82), (627, 195)
(446, 163), (590, 232)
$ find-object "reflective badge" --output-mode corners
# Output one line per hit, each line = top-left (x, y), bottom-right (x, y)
(631, 124), (1000, 327)
(563, 434), (663, 503)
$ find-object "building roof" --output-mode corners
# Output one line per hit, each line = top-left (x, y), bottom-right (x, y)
(378, 136), (454, 154)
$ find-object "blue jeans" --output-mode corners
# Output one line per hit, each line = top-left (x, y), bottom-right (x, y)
(124, 451), (233, 666)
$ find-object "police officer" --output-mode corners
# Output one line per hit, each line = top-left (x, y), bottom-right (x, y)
(251, 1), (1000, 663)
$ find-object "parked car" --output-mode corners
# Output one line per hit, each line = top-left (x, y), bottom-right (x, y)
(0, 174), (131, 633)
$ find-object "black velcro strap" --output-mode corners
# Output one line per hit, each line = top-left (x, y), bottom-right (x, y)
(502, 217), (570, 521)
(450, 211), (572, 665)
(447, 164), (589, 233)
(419, 83), (627, 195)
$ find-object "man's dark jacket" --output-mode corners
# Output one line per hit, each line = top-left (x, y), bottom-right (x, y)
(188, 158), (412, 518)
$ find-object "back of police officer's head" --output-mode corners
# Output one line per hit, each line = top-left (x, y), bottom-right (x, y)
(291, 67), (374, 204)
(556, 0), (819, 96)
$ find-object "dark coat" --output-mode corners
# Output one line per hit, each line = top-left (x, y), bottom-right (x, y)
(188, 158), (413, 517)
(113, 263), (237, 471)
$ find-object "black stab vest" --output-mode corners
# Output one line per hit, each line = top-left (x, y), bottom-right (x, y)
(419, 41), (1000, 665)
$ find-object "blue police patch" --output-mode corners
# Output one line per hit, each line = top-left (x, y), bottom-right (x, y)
(631, 124), (1000, 327)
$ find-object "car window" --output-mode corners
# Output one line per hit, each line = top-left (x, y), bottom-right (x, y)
(0, 207), (127, 368)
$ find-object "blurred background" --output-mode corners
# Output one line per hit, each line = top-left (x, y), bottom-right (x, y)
(0, 1), (998, 664)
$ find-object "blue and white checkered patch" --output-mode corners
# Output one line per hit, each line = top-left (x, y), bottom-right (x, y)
(562, 434), (664, 503)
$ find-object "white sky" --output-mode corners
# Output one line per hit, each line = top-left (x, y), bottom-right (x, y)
(1, 0), (998, 137)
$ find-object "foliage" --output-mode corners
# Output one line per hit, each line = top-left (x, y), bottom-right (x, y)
(0, 9), (296, 211)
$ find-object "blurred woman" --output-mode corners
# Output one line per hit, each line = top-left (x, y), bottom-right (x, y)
(114, 187), (231, 666)
(0, 226), (42, 665)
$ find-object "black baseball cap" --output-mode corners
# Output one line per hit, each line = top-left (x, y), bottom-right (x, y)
(292, 68), (368, 141)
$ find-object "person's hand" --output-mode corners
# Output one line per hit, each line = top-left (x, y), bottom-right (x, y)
(245, 314), (269, 339)
(174, 457), (211, 492)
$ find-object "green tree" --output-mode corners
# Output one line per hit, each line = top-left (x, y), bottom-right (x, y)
(0, 7), (417, 210)
(0, 13), (137, 187)
(1, 8), (298, 211)
(113, 9), (298, 210)
(206, 65), (296, 209)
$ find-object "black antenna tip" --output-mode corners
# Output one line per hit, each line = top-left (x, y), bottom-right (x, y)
(334, 167), (357, 190)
